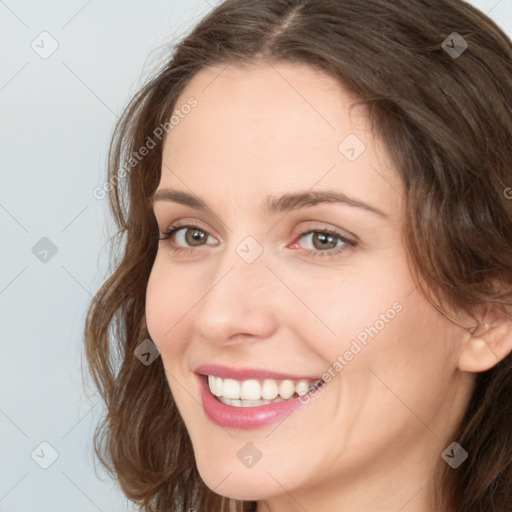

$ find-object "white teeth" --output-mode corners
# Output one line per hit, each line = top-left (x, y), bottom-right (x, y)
(206, 375), (319, 403)
(279, 379), (295, 399)
(209, 375), (224, 396)
(222, 378), (240, 399)
(240, 379), (261, 400)
(295, 380), (310, 396)
(261, 379), (278, 400)
(214, 376), (223, 397)
(208, 375), (216, 394)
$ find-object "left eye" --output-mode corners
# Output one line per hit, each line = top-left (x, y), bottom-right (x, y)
(296, 230), (347, 251)
(290, 228), (357, 258)
(157, 225), (356, 257)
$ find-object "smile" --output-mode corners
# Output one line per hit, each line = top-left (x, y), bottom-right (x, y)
(195, 364), (325, 429)
(207, 375), (317, 407)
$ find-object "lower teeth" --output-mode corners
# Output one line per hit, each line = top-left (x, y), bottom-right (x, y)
(217, 395), (295, 407)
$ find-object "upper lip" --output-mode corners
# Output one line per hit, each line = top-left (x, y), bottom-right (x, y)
(195, 363), (323, 381)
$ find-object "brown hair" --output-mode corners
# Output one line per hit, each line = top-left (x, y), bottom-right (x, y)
(84, 1), (512, 511)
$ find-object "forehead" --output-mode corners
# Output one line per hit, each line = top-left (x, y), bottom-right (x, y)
(165, 60), (366, 158)
(159, 61), (401, 214)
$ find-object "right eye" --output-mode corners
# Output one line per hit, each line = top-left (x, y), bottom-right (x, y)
(157, 223), (218, 254)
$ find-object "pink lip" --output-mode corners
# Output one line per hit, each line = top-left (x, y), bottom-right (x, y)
(196, 372), (326, 430)
(195, 363), (322, 381)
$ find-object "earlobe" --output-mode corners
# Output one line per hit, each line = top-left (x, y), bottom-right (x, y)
(458, 306), (512, 373)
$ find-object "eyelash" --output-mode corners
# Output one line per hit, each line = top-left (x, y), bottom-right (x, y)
(156, 221), (357, 259)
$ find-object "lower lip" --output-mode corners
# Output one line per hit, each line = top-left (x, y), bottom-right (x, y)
(197, 374), (323, 429)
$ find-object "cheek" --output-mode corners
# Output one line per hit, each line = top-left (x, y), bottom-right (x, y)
(290, 266), (401, 354)
(305, 255), (453, 392)
(145, 258), (193, 352)
(341, 289), (459, 419)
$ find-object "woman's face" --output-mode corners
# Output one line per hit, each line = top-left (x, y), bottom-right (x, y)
(146, 61), (474, 510)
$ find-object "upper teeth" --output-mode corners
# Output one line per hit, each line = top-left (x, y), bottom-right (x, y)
(207, 375), (317, 400)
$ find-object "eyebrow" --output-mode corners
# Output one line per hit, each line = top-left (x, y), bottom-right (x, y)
(151, 188), (388, 218)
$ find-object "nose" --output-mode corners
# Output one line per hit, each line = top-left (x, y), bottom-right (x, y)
(193, 248), (279, 347)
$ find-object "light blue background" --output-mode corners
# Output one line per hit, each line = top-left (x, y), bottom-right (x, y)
(1, 0), (510, 510)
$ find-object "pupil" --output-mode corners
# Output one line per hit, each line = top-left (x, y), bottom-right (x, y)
(187, 229), (205, 246)
(315, 233), (335, 250)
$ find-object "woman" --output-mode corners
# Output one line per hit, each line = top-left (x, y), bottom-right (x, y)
(84, 0), (512, 511)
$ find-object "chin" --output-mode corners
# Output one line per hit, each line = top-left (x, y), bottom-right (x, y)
(195, 456), (284, 501)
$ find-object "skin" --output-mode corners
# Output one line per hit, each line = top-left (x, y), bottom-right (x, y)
(145, 60), (479, 512)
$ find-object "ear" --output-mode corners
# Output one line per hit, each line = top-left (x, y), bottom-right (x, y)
(458, 303), (512, 373)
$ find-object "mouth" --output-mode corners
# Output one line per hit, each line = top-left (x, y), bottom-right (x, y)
(204, 374), (322, 407)
(195, 365), (325, 429)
